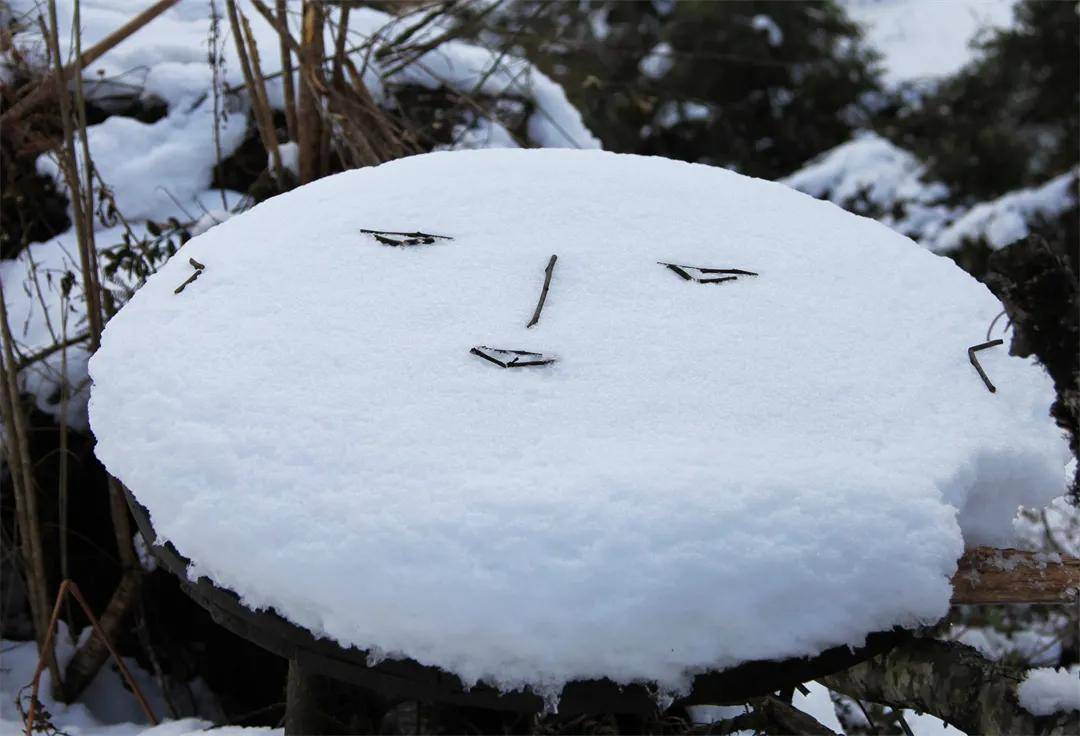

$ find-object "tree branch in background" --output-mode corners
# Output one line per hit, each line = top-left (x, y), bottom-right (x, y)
(275, 0), (298, 142)
(952, 547), (1080, 604)
(297, 0), (326, 183)
(821, 638), (1079, 735)
(225, 0), (283, 185)
(44, 2), (103, 350)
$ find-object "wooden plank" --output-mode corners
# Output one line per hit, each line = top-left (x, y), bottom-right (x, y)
(952, 547), (1080, 604)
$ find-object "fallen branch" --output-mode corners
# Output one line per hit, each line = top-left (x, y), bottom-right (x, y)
(820, 637), (1078, 735)
(952, 547), (1080, 604)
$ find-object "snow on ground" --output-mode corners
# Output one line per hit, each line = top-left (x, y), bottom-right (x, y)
(932, 169), (1079, 252)
(0, 625), (277, 736)
(1018, 666), (1080, 716)
(89, 149), (1068, 698)
(845, 0), (1016, 85)
(781, 136), (1078, 255)
(779, 132), (958, 244)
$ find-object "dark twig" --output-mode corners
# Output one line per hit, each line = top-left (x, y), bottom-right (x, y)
(659, 262), (758, 284)
(174, 259), (205, 295)
(470, 346), (555, 368)
(985, 309), (1011, 342)
(526, 254), (557, 328)
(360, 226), (449, 241)
(968, 339), (1004, 393)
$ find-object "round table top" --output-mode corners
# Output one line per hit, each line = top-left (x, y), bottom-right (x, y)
(90, 149), (1066, 699)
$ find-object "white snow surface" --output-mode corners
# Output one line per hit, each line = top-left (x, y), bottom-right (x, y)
(1018, 667), (1080, 716)
(89, 149), (1068, 697)
(845, 0), (1016, 85)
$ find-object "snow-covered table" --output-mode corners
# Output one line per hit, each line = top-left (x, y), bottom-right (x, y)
(90, 150), (1068, 715)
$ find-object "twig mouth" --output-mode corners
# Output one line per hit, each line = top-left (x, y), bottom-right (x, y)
(658, 262), (758, 284)
(470, 346), (556, 368)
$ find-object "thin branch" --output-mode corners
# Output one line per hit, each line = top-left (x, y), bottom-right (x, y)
(821, 637), (1078, 735)
(526, 254), (557, 328)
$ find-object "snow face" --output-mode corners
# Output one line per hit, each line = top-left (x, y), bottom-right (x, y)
(89, 149), (1068, 697)
(1018, 667), (1080, 716)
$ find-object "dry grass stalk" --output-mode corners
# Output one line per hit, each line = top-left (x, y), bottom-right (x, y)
(297, 0), (327, 183)
(276, 0), (298, 141)
(0, 280), (64, 698)
(225, 0), (283, 183)
(22, 579), (158, 736)
(249, 0), (418, 170)
(43, 2), (102, 350)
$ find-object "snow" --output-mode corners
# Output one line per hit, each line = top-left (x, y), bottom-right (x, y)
(1018, 666), (1080, 716)
(639, 42), (674, 80)
(0, 624), (272, 736)
(36, 97), (249, 222)
(750, 15), (783, 48)
(792, 682), (844, 732)
(780, 132), (958, 245)
(845, 0), (1017, 85)
(89, 149), (1068, 698)
(932, 169), (1078, 252)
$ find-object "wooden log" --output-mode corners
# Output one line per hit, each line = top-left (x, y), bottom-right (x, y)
(951, 546), (1080, 604)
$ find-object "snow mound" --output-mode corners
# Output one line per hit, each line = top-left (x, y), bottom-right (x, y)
(1018, 667), (1080, 716)
(780, 132), (957, 245)
(89, 149), (1068, 696)
(931, 169), (1078, 252)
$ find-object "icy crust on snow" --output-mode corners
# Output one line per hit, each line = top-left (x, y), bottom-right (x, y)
(1018, 667), (1080, 716)
(89, 150), (1068, 696)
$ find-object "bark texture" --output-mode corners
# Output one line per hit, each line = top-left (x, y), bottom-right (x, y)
(821, 638), (1079, 736)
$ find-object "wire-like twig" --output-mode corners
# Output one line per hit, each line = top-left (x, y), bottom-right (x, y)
(22, 579), (158, 735)
(526, 254), (557, 328)
(968, 339), (1004, 393)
